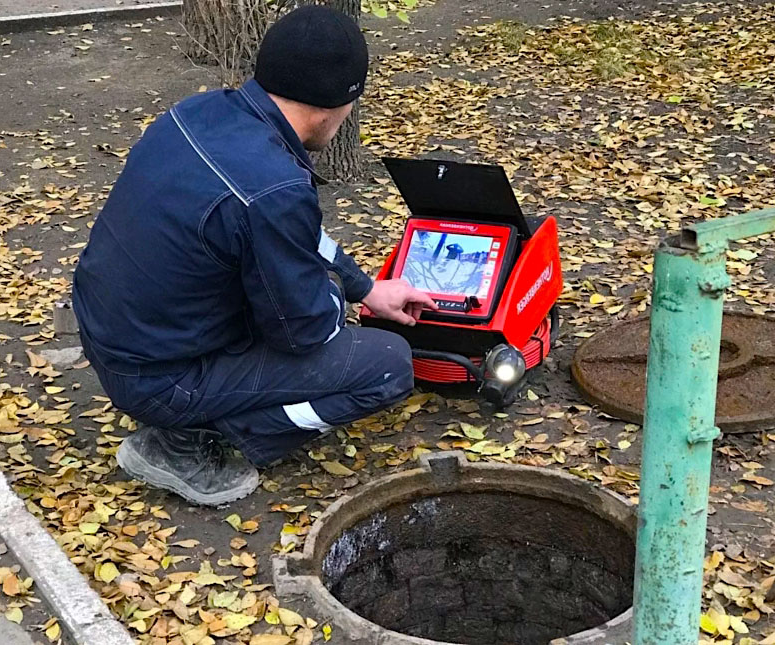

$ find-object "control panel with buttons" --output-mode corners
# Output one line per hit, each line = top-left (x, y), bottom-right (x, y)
(433, 296), (482, 312)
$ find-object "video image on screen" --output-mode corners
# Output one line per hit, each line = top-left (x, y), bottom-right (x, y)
(400, 231), (494, 296)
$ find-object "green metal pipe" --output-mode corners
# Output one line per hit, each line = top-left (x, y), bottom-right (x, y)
(634, 208), (775, 644)
(633, 236), (726, 644)
(681, 208), (775, 252)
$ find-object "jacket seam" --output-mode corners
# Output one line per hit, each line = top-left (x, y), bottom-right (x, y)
(236, 214), (298, 352)
(198, 190), (238, 271)
(290, 154), (313, 183)
(170, 106), (251, 207)
(246, 178), (310, 204)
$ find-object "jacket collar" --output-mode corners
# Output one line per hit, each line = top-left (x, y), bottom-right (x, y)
(238, 79), (329, 186)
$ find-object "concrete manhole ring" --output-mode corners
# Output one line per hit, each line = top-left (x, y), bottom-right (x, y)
(572, 311), (775, 434)
(273, 451), (636, 645)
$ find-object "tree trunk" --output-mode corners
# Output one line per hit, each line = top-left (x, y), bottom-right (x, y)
(182, 0), (286, 86)
(305, 0), (363, 181)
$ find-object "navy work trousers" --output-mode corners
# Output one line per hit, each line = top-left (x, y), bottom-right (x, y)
(83, 326), (413, 466)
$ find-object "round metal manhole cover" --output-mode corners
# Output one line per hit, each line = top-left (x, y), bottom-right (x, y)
(572, 312), (775, 433)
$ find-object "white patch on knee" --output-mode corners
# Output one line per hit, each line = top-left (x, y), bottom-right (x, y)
(283, 401), (331, 432)
(384, 372), (392, 379)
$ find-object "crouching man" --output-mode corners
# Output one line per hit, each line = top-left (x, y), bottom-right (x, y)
(72, 6), (435, 506)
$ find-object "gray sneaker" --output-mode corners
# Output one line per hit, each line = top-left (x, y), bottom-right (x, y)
(116, 425), (259, 506)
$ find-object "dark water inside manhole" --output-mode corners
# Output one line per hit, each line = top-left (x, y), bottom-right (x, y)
(322, 491), (634, 645)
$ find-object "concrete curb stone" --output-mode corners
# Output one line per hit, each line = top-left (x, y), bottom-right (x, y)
(0, 1), (181, 34)
(0, 472), (134, 645)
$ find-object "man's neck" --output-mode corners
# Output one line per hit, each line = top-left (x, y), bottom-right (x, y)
(267, 93), (314, 147)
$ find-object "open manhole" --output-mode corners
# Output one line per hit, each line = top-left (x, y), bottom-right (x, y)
(274, 452), (636, 645)
(572, 311), (775, 433)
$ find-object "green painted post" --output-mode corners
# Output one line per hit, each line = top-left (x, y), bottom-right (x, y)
(632, 237), (726, 644)
(633, 208), (775, 645)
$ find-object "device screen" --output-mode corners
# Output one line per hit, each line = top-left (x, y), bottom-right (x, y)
(399, 230), (499, 298)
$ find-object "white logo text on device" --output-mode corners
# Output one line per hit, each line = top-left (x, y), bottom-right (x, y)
(438, 222), (478, 232)
(517, 264), (553, 313)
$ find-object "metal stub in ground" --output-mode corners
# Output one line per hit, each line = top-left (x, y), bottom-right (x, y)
(572, 312), (775, 433)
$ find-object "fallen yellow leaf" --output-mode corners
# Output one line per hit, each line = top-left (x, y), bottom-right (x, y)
(224, 513), (242, 531)
(700, 612), (717, 635)
(729, 615), (749, 634)
(45, 621), (61, 641)
(128, 618), (147, 633)
(3, 574), (20, 596)
(180, 622), (208, 644)
(320, 461), (355, 477)
(98, 562), (119, 584)
(278, 607), (304, 627)
(79, 522), (100, 534)
(223, 612), (256, 630)
(179, 585), (197, 605)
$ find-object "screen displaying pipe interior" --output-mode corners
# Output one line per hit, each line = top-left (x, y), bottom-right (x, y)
(400, 231), (496, 297)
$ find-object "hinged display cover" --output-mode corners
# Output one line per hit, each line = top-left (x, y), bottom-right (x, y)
(382, 158), (533, 240)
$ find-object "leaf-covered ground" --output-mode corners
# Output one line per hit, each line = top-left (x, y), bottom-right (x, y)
(1, 0), (775, 643)
(0, 539), (59, 643)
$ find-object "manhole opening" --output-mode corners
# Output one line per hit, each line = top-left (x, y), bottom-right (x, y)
(321, 491), (635, 645)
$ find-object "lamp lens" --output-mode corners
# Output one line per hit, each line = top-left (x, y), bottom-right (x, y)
(486, 344), (525, 384)
(495, 364), (516, 382)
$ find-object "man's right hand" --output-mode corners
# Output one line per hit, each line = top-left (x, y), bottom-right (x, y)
(362, 279), (438, 326)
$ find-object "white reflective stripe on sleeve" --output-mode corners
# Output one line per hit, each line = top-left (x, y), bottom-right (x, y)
(318, 229), (338, 263)
(283, 401), (331, 432)
(324, 292), (342, 343)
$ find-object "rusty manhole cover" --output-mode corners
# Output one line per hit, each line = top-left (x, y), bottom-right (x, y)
(572, 312), (775, 433)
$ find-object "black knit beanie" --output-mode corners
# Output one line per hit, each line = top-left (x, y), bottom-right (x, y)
(255, 6), (368, 109)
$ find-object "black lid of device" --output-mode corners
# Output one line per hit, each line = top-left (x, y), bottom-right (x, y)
(382, 157), (532, 239)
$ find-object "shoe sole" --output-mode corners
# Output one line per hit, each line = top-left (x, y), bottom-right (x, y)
(116, 440), (260, 506)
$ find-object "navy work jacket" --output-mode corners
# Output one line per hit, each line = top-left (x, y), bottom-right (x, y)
(73, 80), (373, 376)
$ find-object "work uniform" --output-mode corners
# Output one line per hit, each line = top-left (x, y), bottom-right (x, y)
(73, 80), (413, 466)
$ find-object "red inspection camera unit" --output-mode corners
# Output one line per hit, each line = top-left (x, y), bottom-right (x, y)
(360, 158), (563, 407)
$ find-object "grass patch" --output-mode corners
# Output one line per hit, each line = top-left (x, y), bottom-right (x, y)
(589, 22), (642, 79)
(662, 55), (687, 75)
(495, 20), (528, 52)
(593, 46), (633, 80)
(541, 20), (659, 80)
